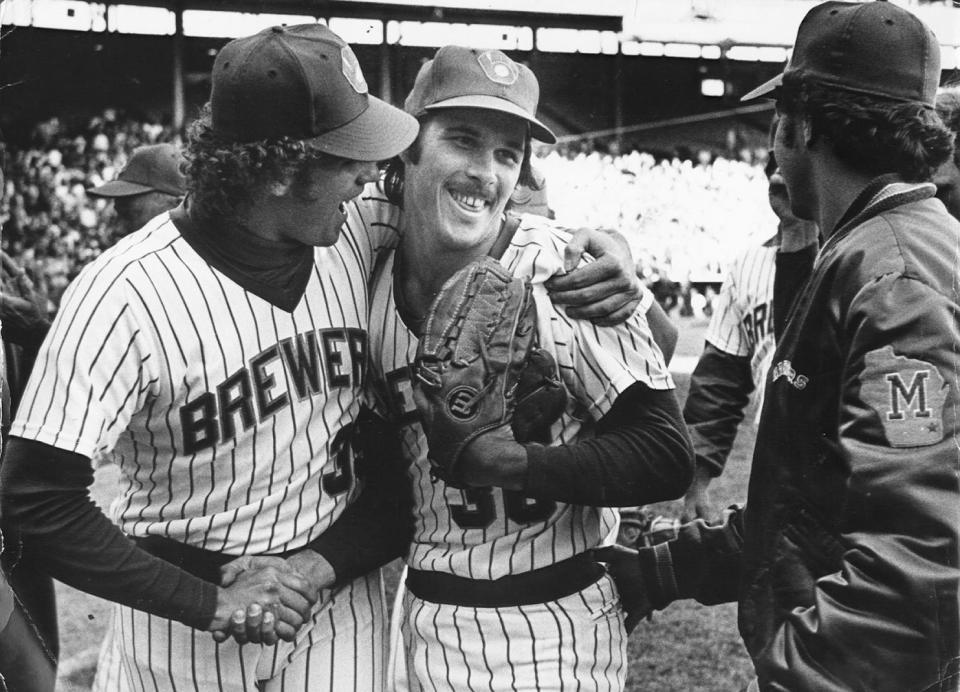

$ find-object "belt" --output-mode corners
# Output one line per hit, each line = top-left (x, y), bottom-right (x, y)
(406, 552), (604, 608)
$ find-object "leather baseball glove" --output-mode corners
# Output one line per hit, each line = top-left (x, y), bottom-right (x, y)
(413, 257), (566, 488)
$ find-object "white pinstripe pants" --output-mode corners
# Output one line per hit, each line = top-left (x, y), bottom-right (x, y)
(399, 572), (627, 692)
(92, 570), (387, 692)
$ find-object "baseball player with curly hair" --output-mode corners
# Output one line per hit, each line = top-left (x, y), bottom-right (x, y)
(361, 46), (694, 691)
(0, 24), (422, 691)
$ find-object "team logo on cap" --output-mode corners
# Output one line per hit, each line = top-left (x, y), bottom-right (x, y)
(340, 46), (368, 94)
(477, 51), (518, 85)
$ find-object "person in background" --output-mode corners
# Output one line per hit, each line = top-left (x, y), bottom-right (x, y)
(680, 134), (818, 523)
(86, 142), (186, 240)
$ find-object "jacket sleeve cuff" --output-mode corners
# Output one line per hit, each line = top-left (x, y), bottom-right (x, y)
(637, 543), (681, 609)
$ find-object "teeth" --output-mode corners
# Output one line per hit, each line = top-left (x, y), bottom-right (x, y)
(450, 191), (486, 211)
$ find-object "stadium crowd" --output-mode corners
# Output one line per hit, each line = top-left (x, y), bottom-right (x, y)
(1, 110), (180, 308)
(0, 109), (772, 316)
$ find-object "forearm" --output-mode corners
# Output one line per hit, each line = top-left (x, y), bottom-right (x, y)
(523, 382), (694, 506)
(302, 475), (411, 586)
(0, 437), (218, 629)
(304, 412), (412, 585)
(682, 344), (753, 476)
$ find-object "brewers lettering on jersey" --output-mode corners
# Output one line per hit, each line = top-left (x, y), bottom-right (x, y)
(705, 234), (778, 412)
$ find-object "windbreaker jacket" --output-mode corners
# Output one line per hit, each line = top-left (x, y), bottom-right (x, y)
(642, 179), (960, 691)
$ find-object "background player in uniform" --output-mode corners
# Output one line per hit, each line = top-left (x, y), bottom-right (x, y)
(364, 45), (694, 690)
(86, 142), (187, 240)
(596, 3), (959, 689)
(0, 24), (422, 691)
(679, 137), (818, 522)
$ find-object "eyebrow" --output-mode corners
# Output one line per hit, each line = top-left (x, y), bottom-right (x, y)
(444, 124), (524, 153)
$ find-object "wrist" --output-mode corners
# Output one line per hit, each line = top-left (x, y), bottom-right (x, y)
(461, 428), (528, 490)
(287, 549), (336, 592)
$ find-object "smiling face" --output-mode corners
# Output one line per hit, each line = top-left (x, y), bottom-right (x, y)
(402, 109), (526, 254)
(267, 154), (381, 247)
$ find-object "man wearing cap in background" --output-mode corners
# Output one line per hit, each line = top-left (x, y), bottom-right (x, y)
(0, 23), (422, 691)
(594, 2), (959, 690)
(361, 44), (693, 690)
(86, 142), (187, 239)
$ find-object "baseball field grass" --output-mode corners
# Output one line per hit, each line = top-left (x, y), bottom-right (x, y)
(54, 315), (757, 691)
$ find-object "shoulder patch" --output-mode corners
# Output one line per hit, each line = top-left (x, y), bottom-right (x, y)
(860, 345), (949, 448)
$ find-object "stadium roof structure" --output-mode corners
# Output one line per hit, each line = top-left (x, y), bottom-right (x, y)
(58, 0), (628, 31)
(624, 0), (959, 69)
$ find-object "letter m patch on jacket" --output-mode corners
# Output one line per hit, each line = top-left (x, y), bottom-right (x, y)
(861, 345), (949, 447)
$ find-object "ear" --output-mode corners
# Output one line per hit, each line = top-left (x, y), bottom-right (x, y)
(800, 116), (816, 148)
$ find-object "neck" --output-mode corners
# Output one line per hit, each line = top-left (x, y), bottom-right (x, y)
(397, 216), (502, 320)
(810, 152), (875, 239)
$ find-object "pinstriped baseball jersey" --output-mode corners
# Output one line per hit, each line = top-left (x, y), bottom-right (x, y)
(11, 198), (396, 556)
(705, 234), (778, 408)
(366, 210), (674, 580)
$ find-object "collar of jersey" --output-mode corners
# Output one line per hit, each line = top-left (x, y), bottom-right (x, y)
(170, 202), (314, 312)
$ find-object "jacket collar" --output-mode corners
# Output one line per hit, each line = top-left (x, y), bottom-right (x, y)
(820, 175), (936, 258)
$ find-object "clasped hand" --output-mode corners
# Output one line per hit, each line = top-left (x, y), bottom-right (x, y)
(209, 552), (334, 646)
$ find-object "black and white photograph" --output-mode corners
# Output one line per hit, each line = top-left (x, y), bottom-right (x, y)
(0, 1), (958, 690)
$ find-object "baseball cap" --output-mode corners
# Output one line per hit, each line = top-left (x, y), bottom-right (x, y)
(404, 45), (556, 143)
(88, 143), (187, 198)
(742, 0), (940, 107)
(210, 23), (418, 160)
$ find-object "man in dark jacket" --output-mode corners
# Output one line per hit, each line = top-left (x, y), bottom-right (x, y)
(596, 3), (959, 690)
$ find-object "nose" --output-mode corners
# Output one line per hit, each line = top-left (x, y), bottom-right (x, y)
(357, 161), (380, 185)
(465, 149), (497, 187)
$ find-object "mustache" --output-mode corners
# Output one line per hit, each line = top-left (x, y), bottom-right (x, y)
(448, 178), (494, 199)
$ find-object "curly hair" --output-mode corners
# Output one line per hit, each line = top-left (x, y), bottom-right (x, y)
(777, 73), (954, 182)
(382, 113), (542, 208)
(183, 103), (344, 224)
(935, 86), (960, 167)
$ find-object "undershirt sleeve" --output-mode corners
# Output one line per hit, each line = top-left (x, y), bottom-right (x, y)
(682, 344), (754, 477)
(523, 381), (694, 506)
(304, 411), (412, 584)
(0, 436), (218, 629)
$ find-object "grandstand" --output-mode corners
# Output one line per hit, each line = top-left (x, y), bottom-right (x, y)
(2, 0), (957, 305)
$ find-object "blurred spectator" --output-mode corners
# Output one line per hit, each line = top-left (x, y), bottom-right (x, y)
(536, 148), (773, 314)
(2, 111), (770, 320)
(2, 109), (180, 309)
(86, 143), (186, 239)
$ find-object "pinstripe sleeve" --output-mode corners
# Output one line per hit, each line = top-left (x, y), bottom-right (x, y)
(559, 295), (674, 423)
(705, 262), (751, 357)
(11, 264), (157, 458)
